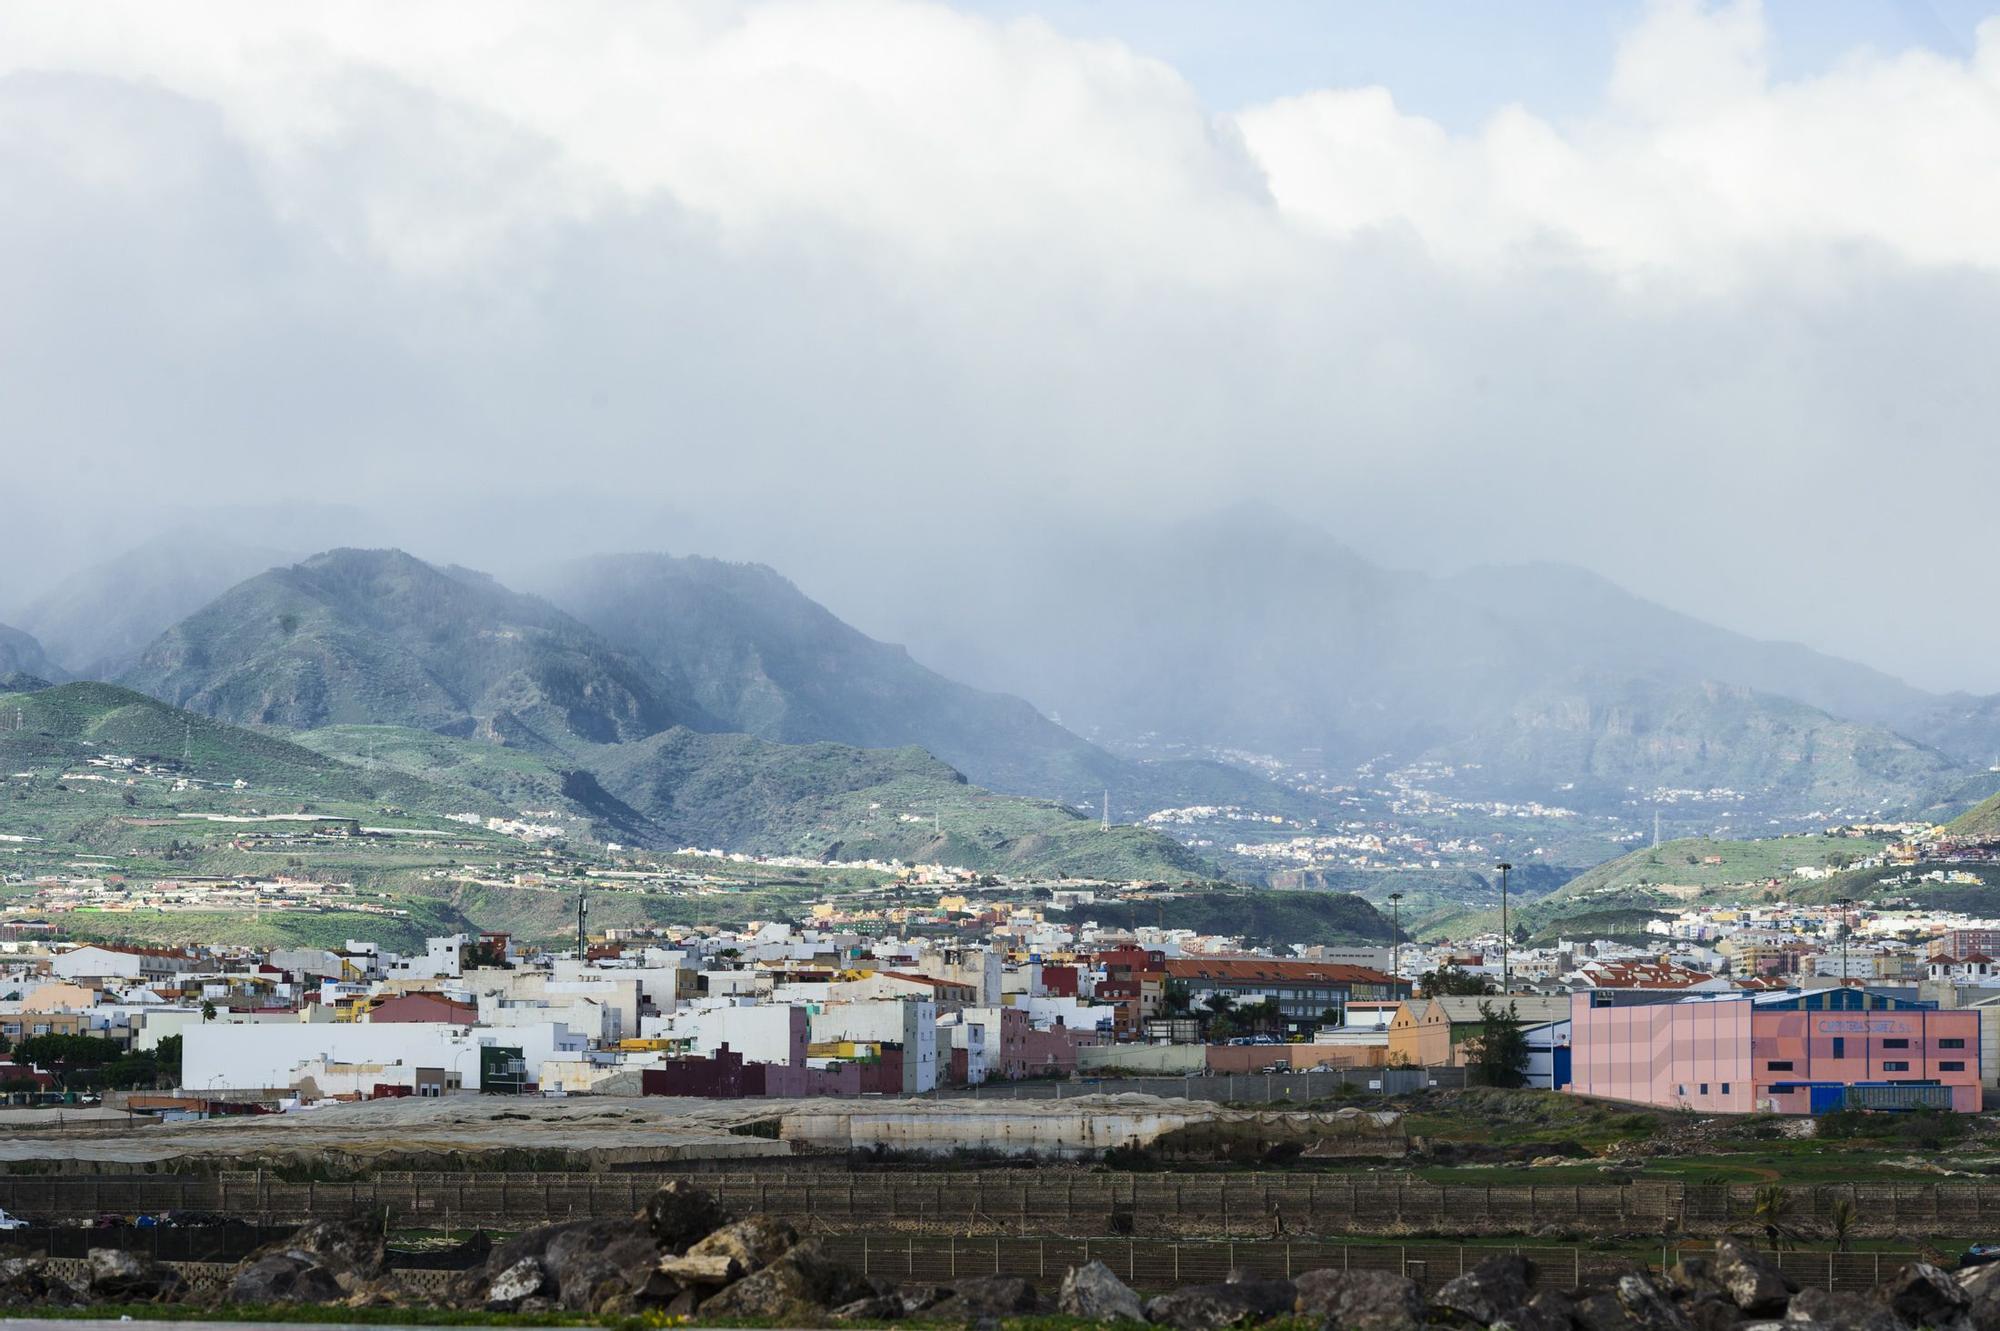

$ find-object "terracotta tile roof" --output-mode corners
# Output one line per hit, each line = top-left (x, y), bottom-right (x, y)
(1163, 959), (1399, 986)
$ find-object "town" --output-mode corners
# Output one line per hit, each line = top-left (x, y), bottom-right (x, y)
(6, 842), (2000, 1117)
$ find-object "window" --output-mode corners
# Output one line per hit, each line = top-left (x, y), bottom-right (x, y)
(1941, 1061), (1966, 1072)
(1882, 1038), (1909, 1049)
(1939, 1038), (1966, 1049)
(1831, 1037), (1845, 1058)
(1699, 1083), (1709, 1095)
(1882, 1061), (1910, 1072)
(1721, 1082), (1731, 1094)
(1767, 1060), (1794, 1072)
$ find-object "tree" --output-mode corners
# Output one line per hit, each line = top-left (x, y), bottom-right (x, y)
(14, 1033), (123, 1070)
(1826, 1197), (1858, 1253)
(153, 1034), (183, 1085)
(1162, 982), (1193, 1016)
(1246, 997), (1284, 1036)
(1202, 993), (1238, 1040)
(200, 1000), (217, 1023)
(1751, 1185), (1798, 1253)
(1420, 965), (1494, 997)
(1463, 1001), (1530, 1088)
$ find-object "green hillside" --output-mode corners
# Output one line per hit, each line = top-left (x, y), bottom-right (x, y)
(1419, 832), (1893, 939)
(582, 727), (1212, 879)
(1947, 790), (2000, 842)
(1549, 833), (1889, 903)
(0, 681), (471, 811)
(119, 549), (700, 748)
(1055, 887), (1394, 946)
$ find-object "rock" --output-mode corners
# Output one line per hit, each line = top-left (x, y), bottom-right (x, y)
(1788, 1287), (1911, 1331)
(484, 1257), (547, 1311)
(272, 1215), (387, 1279)
(655, 1253), (742, 1287)
(687, 1214), (797, 1273)
(1061, 1260), (1146, 1324)
(1576, 1290), (1635, 1331)
(1716, 1240), (1798, 1317)
(1683, 1294), (1748, 1331)
(1668, 1257), (1730, 1305)
(226, 1252), (344, 1306)
(833, 1293), (909, 1320)
(643, 1180), (729, 1253)
(532, 1218), (663, 1311)
(896, 1282), (957, 1315)
(85, 1247), (180, 1302)
(1434, 1254), (1538, 1326)
(1617, 1273), (1696, 1331)
(1495, 1290), (1583, 1331)
(1144, 1279), (1296, 1330)
(700, 1239), (859, 1323)
(1875, 1262), (1969, 1331)
(1293, 1268), (1425, 1331)
(0, 1256), (76, 1308)
(934, 1273), (1039, 1318)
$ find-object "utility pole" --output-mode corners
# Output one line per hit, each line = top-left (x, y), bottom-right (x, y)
(1388, 891), (1403, 991)
(576, 884), (588, 957)
(1101, 789), (1110, 832)
(1835, 897), (1855, 992)
(1496, 863), (1513, 995)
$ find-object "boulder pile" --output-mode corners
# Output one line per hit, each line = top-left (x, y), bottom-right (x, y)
(3, 1189), (1999, 1330)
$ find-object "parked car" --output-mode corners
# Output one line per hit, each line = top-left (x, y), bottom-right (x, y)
(0, 1208), (28, 1231)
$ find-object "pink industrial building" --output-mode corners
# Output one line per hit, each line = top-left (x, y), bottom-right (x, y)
(1567, 989), (1980, 1114)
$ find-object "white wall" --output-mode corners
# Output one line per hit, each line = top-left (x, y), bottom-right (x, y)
(182, 1020), (588, 1092)
(810, 999), (937, 1092)
(667, 1002), (800, 1066)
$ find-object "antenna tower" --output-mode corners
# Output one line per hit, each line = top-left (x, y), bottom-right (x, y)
(1101, 788), (1110, 832)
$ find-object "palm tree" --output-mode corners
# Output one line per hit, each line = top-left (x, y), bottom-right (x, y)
(1751, 1185), (1798, 1253)
(200, 1000), (216, 1023)
(1827, 1197), (1858, 1253)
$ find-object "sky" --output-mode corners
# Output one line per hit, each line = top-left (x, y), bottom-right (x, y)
(2, 0), (1999, 692)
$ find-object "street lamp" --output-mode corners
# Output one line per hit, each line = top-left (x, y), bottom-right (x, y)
(1496, 863), (1513, 995)
(1387, 892), (1404, 992)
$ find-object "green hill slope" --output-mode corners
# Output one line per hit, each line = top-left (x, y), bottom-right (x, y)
(581, 727), (1213, 879)
(0, 681), (461, 809)
(120, 549), (701, 748)
(1949, 790), (2000, 842)
(1057, 887), (1393, 947)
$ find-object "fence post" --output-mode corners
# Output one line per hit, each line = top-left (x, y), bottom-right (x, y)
(863, 1233), (869, 1279)
(950, 1235), (956, 1278)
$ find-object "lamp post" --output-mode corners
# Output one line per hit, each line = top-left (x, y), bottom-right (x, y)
(1496, 863), (1513, 995)
(1388, 892), (1404, 992)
